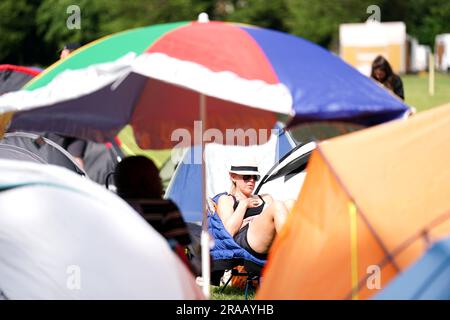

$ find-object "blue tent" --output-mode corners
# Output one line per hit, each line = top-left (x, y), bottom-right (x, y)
(165, 123), (296, 222)
(375, 237), (450, 300)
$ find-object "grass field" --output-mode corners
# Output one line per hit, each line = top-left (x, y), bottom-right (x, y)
(403, 72), (450, 112)
(211, 286), (255, 300)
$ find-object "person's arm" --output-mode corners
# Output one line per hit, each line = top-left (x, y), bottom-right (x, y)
(66, 138), (87, 169)
(73, 157), (85, 170)
(217, 195), (250, 236)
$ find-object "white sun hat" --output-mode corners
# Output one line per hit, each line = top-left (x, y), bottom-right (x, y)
(228, 157), (260, 176)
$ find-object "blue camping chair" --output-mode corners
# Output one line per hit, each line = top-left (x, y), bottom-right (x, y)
(208, 192), (266, 299)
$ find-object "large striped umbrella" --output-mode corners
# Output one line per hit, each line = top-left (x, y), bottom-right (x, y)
(2, 19), (409, 149)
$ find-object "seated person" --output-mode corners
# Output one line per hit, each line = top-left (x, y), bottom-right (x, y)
(114, 156), (197, 273)
(216, 161), (292, 260)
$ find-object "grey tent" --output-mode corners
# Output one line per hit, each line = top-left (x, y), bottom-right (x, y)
(0, 132), (86, 176)
(0, 144), (46, 164)
(82, 139), (123, 185)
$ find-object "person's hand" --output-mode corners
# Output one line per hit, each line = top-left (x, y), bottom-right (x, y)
(245, 196), (261, 208)
(73, 157), (84, 170)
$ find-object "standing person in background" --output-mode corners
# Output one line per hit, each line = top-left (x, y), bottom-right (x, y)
(371, 55), (405, 100)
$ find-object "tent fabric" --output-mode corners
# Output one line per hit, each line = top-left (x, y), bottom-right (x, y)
(375, 237), (450, 300)
(0, 64), (124, 186)
(255, 141), (316, 202)
(0, 132), (85, 176)
(0, 160), (203, 299)
(0, 65), (41, 95)
(82, 139), (123, 185)
(257, 103), (450, 300)
(2, 130), (123, 185)
(0, 144), (47, 164)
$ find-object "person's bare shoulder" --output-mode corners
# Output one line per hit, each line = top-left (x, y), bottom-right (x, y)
(217, 194), (234, 207)
(216, 195), (235, 221)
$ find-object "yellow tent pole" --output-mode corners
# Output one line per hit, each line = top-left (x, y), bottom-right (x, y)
(349, 201), (359, 300)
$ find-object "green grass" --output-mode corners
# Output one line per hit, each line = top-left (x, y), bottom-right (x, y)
(211, 286), (256, 300)
(403, 72), (450, 112)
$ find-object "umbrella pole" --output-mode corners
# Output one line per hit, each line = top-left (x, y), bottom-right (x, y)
(200, 93), (211, 298)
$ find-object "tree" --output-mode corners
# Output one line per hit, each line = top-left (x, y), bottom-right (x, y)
(284, 0), (376, 50)
(219, 0), (289, 32)
(0, 0), (40, 65)
(366, 0), (450, 49)
(1, 0), (448, 66)
(36, 0), (109, 61)
(34, 0), (211, 66)
(404, 0), (450, 48)
(96, 0), (211, 35)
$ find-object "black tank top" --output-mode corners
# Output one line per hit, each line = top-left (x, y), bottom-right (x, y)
(231, 195), (265, 219)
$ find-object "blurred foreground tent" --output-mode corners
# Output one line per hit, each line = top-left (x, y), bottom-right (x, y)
(0, 131), (86, 176)
(0, 160), (203, 299)
(375, 236), (450, 300)
(257, 103), (450, 300)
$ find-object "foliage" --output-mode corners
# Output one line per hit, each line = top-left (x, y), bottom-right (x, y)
(0, 0), (40, 64)
(1, 0), (449, 66)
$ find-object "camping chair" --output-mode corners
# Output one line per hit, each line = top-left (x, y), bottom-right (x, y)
(207, 192), (266, 299)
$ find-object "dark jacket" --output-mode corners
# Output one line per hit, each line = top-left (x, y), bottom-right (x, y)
(391, 75), (404, 100)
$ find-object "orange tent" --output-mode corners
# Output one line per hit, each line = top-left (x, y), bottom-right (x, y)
(257, 103), (450, 300)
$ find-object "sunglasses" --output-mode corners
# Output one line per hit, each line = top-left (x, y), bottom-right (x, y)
(242, 175), (260, 182)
